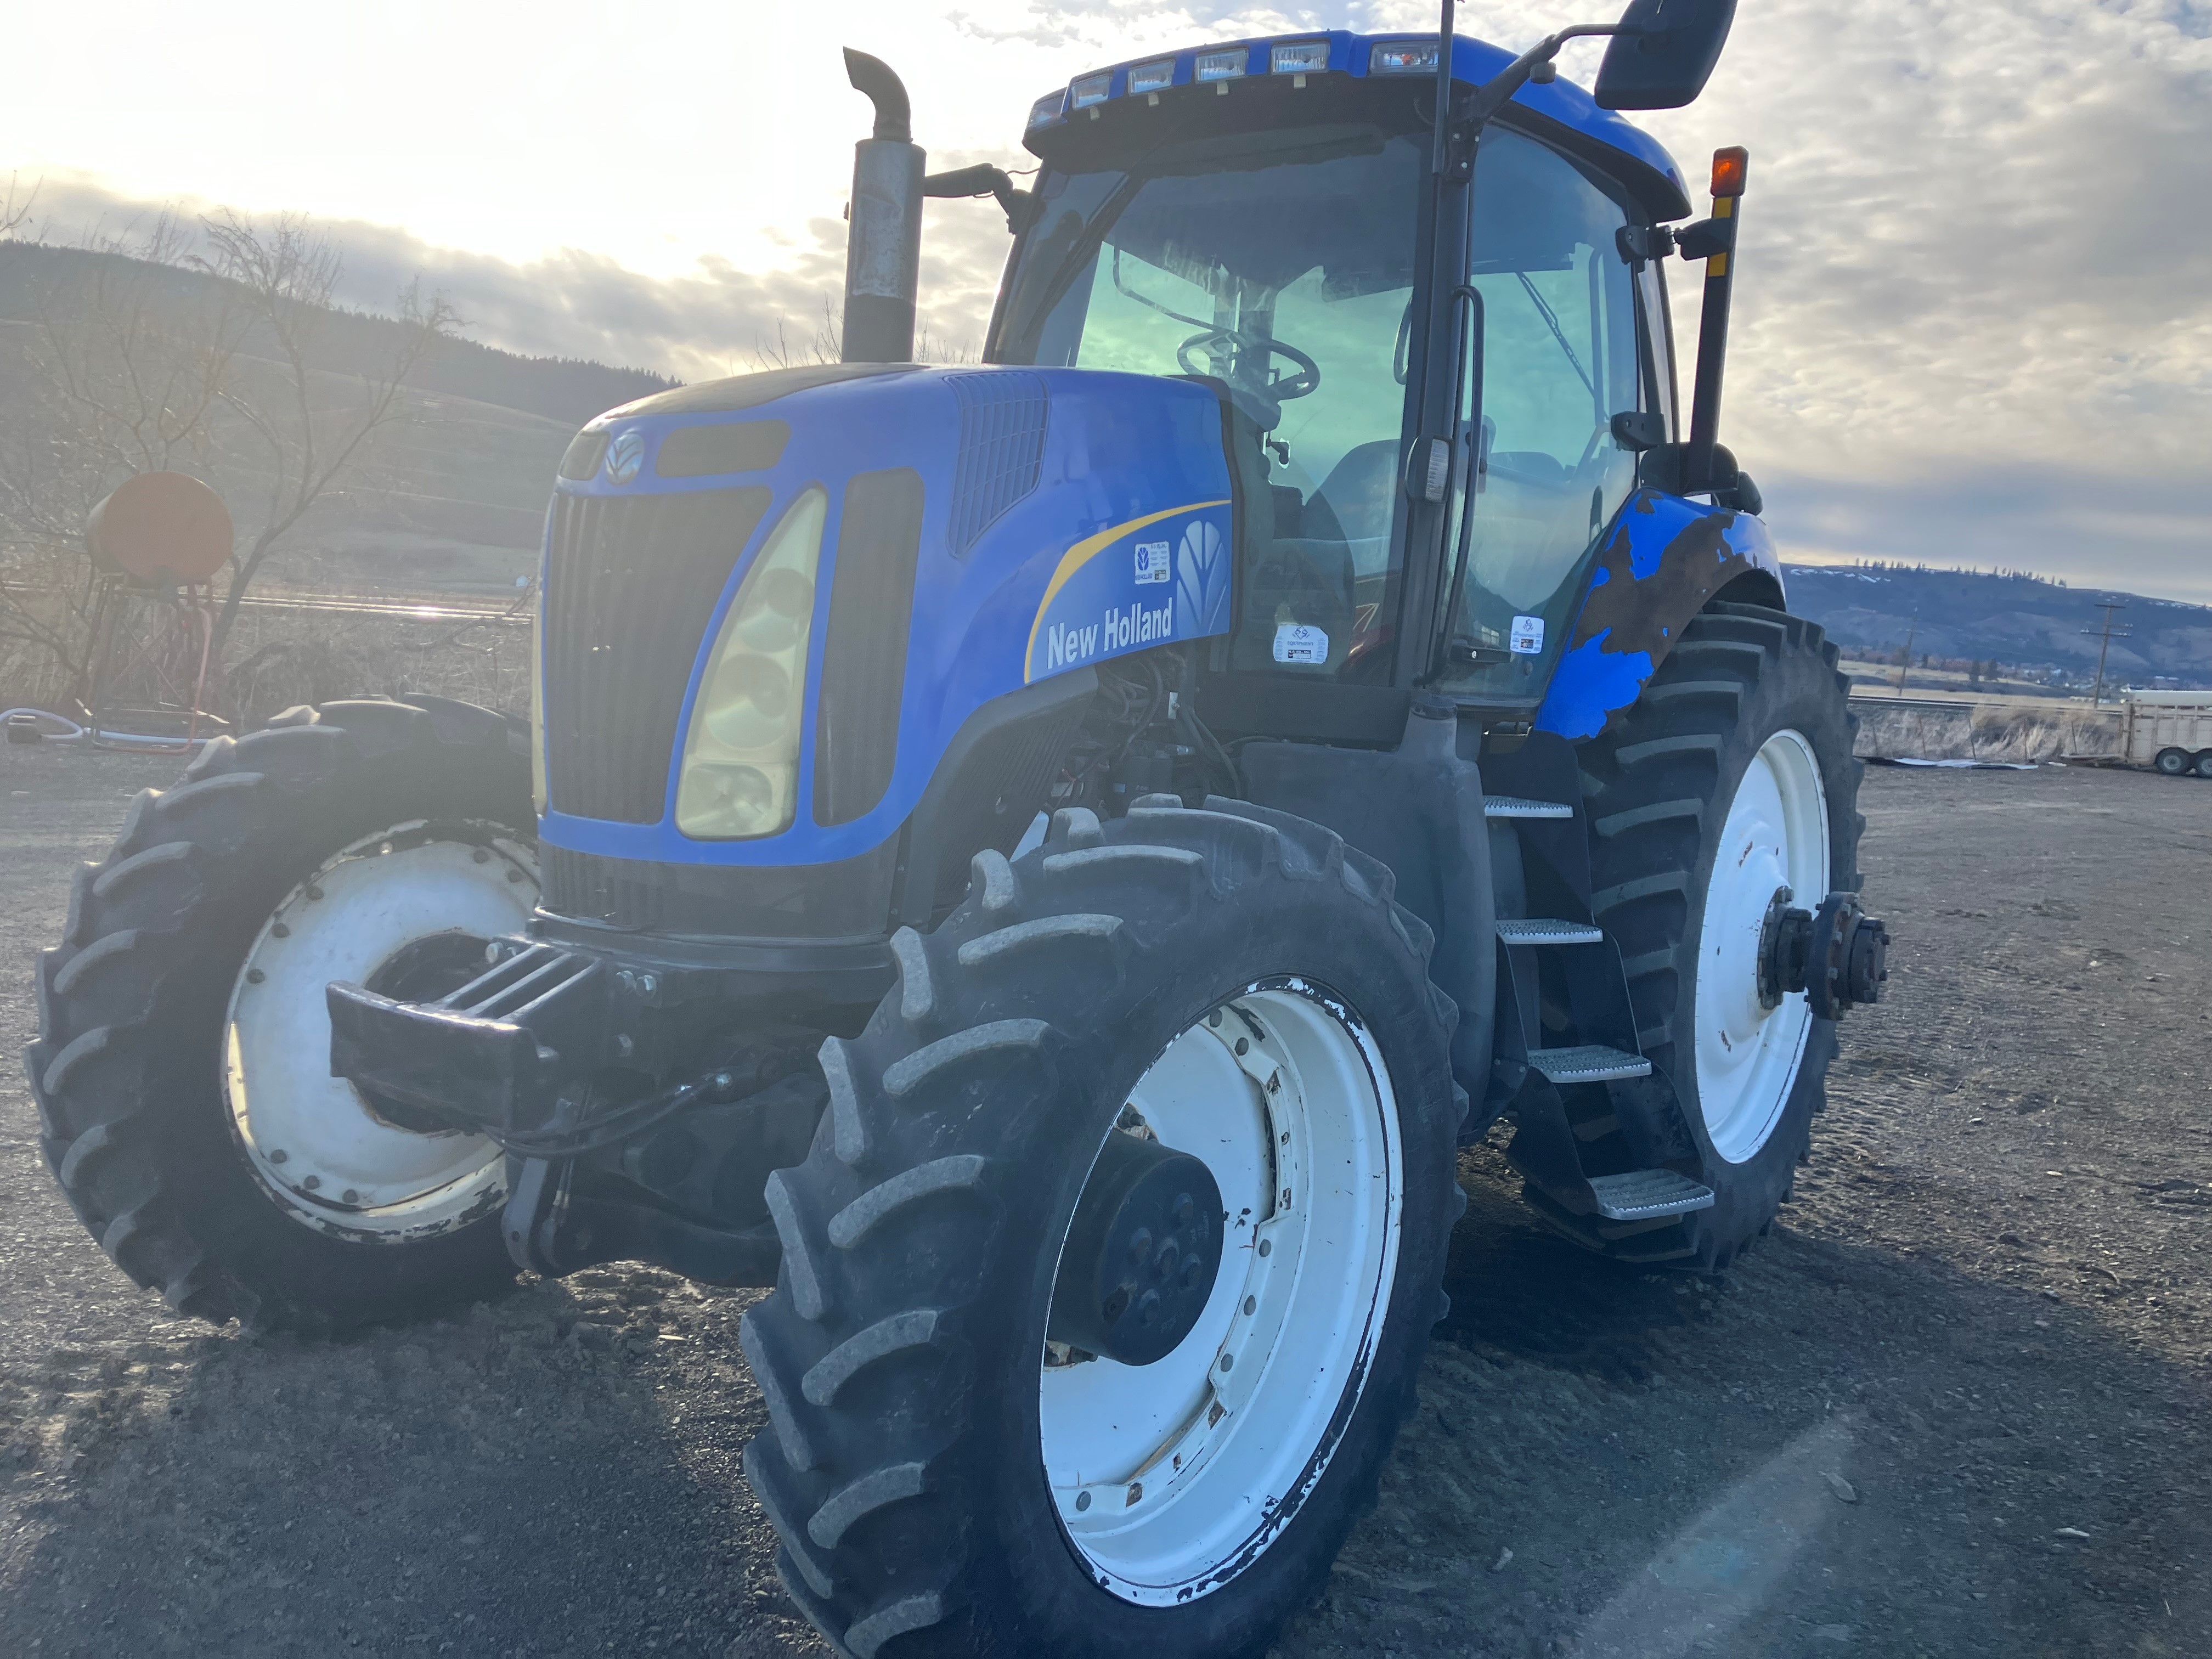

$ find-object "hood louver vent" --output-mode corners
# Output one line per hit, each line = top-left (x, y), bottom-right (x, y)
(945, 372), (1048, 555)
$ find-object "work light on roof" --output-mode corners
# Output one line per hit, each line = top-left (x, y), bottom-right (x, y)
(1069, 71), (1112, 109)
(1369, 41), (1440, 75)
(1269, 41), (1329, 75)
(1128, 58), (1176, 94)
(1194, 48), (1247, 82)
(1026, 89), (1065, 128)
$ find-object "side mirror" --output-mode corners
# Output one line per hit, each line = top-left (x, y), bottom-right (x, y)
(1594, 0), (1738, 111)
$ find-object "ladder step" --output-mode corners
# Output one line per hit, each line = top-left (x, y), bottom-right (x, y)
(1496, 917), (1604, 946)
(1587, 1169), (1716, 1222)
(1484, 795), (1575, 820)
(1528, 1045), (1651, 1085)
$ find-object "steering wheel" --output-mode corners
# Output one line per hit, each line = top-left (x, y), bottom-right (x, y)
(1176, 329), (1321, 402)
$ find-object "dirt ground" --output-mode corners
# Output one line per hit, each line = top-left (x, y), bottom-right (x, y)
(2, 746), (2208, 1658)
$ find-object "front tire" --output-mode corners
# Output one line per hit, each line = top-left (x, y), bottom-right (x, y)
(26, 697), (534, 1331)
(740, 801), (1463, 1658)
(2155, 747), (2190, 777)
(1577, 603), (1864, 1271)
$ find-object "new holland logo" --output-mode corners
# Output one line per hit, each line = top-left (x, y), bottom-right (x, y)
(605, 430), (646, 485)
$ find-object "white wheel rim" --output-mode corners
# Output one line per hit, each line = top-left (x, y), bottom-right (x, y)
(1695, 730), (1830, 1164)
(1039, 979), (1403, 1604)
(223, 820), (536, 1241)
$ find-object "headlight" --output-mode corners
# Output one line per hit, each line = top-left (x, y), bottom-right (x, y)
(675, 486), (826, 838)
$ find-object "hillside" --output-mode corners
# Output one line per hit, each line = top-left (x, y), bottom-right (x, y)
(0, 241), (680, 590)
(0, 242), (674, 427)
(1781, 563), (2212, 688)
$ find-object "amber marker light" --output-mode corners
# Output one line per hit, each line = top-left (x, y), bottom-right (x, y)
(1711, 146), (1750, 199)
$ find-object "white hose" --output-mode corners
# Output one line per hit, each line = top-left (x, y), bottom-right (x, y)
(2, 707), (208, 751)
(2, 707), (87, 740)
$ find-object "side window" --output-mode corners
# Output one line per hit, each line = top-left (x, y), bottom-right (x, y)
(1444, 129), (1641, 690)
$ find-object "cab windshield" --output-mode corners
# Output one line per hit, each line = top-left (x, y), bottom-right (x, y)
(994, 110), (1427, 684)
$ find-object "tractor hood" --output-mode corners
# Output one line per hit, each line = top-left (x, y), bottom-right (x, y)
(535, 364), (1233, 878)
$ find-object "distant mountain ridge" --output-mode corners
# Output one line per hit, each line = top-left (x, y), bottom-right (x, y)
(0, 241), (675, 427)
(1782, 562), (2212, 686)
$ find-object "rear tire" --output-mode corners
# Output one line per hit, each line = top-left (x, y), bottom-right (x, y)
(2194, 752), (2212, 781)
(740, 801), (1463, 1658)
(1575, 603), (1863, 1271)
(25, 697), (533, 1332)
(2154, 747), (2190, 776)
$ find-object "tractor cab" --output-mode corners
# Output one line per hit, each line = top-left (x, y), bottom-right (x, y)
(995, 32), (1681, 722)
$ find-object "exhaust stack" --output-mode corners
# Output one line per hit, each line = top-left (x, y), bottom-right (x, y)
(841, 49), (924, 364)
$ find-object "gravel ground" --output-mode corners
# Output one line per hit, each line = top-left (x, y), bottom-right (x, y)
(3, 744), (2208, 1658)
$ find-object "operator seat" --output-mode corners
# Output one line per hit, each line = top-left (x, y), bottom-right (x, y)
(1301, 438), (1398, 548)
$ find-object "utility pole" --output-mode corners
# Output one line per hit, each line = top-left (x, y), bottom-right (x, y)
(2081, 597), (2131, 707)
(1893, 617), (1918, 696)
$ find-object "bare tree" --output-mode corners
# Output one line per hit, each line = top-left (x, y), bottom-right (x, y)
(0, 208), (458, 709)
(191, 212), (458, 654)
(0, 173), (36, 238)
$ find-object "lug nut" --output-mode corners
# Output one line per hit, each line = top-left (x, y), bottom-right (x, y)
(473, 848), (490, 864)
(1075, 1491), (1092, 1513)
(269, 1149), (288, 1165)
(270, 923), (290, 939)
(1126, 1227), (1153, 1265)
(302, 1175), (320, 1190)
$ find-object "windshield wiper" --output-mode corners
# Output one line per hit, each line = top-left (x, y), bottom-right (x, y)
(1515, 271), (1596, 398)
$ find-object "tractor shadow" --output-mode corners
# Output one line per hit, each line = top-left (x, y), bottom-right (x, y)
(1436, 1139), (1716, 1384)
(0, 1265), (826, 1658)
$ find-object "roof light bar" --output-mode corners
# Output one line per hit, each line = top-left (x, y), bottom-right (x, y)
(1194, 48), (1248, 82)
(1369, 41), (1440, 75)
(1270, 40), (1329, 75)
(1069, 71), (1112, 109)
(1026, 89), (1065, 129)
(1128, 58), (1176, 94)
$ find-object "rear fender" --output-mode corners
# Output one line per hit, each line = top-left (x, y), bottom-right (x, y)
(1535, 490), (1783, 741)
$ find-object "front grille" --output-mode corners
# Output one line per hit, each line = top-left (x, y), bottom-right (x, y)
(543, 487), (772, 822)
(815, 469), (924, 827)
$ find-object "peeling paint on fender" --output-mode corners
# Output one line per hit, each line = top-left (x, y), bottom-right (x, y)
(1535, 490), (1784, 740)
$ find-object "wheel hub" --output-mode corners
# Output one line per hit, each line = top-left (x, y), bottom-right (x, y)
(1048, 1129), (1223, 1367)
(1758, 887), (1891, 1019)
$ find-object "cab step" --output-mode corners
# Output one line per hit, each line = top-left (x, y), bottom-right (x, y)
(1526, 1045), (1651, 1084)
(1586, 1169), (1716, 1222)
(1496, 917), (1604, 946)
(1483, 795), (1575, 820)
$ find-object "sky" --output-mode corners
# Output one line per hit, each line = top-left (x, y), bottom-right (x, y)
(4, 1), (2210, 599)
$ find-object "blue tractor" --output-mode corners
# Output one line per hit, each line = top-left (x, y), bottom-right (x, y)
(31, 3), (1889, 1652)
